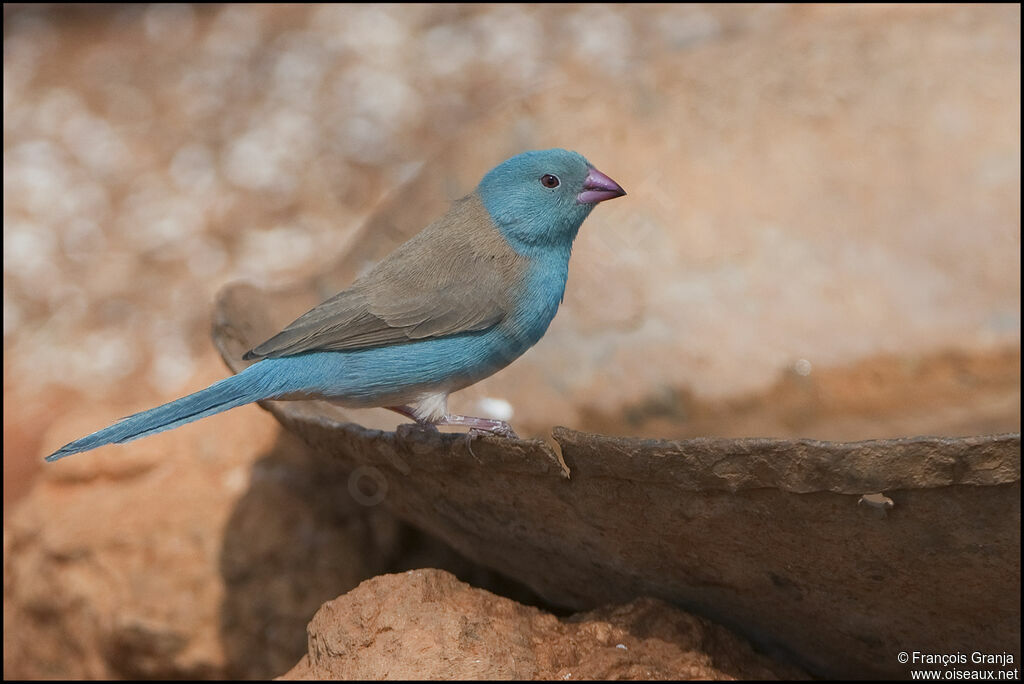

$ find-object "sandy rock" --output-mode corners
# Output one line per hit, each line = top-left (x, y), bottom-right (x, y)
(3, 359), (556, 681)
(282, 569), (806, 680)
(2, 364), (403, 679)
(208, 8), (1024, 669)
(217, 290), (1024, 679)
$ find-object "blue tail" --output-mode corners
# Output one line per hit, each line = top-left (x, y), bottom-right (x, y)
(46, 361), (291, 461)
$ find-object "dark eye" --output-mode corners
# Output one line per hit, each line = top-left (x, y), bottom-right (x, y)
(540, 174), (560, 188)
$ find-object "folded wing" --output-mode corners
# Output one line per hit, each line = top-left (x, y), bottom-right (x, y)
(243, 196), (526, 360)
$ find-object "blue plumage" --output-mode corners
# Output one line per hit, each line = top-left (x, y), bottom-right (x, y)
(47, 363), (292, 460)
(47, 149), (626, 461)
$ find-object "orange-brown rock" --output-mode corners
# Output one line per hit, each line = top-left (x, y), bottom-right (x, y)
(282, 569), (806, 680)
(2, 377), (402, 679)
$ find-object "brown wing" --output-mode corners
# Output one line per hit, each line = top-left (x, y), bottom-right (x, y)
(243, 196), (526, 360)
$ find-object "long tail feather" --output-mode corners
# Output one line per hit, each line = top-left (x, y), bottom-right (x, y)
(46, 362), (286, 461)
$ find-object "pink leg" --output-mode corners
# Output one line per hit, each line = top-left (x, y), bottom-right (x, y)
(387, 406), (518, 440)
(436, 414), (519, 439)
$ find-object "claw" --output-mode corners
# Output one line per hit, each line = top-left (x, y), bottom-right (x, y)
(464, 430), (484, 462)
(491, 424), (518, 439)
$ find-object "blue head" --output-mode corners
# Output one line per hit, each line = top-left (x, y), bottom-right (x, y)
(477, 149), (626, 255)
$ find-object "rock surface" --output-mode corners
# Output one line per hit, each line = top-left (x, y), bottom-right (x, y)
(1, 359), (558, 680)
(204, 8), (1024, 669)
(282, 569), (807, 680)
(4, 5), (1021, 681)
(2, 371), (388, 679)
(217, 287), (1023, 678)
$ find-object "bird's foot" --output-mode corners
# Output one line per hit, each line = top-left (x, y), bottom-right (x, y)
(437, 414), (519, 440)
(390, 407), (518, 460)
(463, 426), (519, 461)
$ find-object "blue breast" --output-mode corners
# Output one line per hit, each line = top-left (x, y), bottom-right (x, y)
(260, 250), (572, 407)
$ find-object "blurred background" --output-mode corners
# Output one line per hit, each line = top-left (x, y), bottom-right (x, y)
(3, 4), (1020, 678)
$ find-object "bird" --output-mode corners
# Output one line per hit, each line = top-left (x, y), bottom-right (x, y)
(46, 148), (626, 461)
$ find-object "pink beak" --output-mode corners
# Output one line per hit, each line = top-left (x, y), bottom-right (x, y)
(576, 167), (627, 204)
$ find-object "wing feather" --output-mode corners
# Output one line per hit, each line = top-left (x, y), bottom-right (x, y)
(243, 196), (525, 360)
